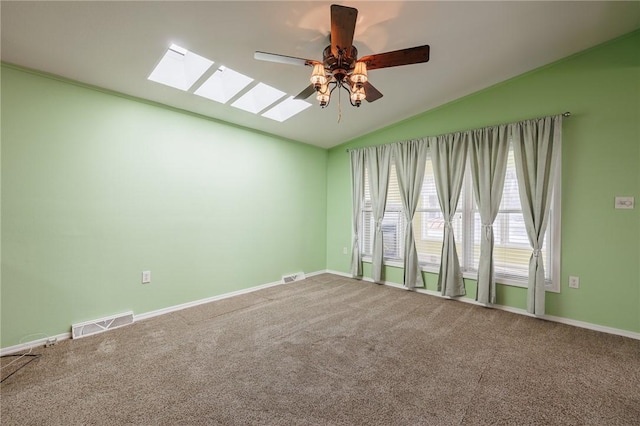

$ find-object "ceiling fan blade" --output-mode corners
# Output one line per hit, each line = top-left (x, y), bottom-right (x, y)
(359, 45), (430, 71)
(254, 51), (318, 67)
(363, 81), (383, 102)
(295, 84), (316, 100)
(330, 4), (358, 58)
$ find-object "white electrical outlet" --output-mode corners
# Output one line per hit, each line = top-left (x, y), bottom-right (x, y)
(343, 247), (348, 255)
(614, 196), (634, 209)
(142, 270), (151, 284)
(568, 276), (580, 289)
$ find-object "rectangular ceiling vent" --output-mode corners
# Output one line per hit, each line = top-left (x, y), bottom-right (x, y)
(72, 311), (134, 339)
(282, 272), (306, 284)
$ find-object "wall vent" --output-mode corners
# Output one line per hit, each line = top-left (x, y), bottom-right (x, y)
(72, 311), (134, 339)
(282, 272), (306, 284)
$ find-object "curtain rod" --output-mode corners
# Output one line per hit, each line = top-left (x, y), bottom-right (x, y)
(345, 112), (571, 152)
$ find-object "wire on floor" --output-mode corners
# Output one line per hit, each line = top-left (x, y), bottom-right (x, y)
(1, 354), (42, 383)
(0, 332), (49, 383)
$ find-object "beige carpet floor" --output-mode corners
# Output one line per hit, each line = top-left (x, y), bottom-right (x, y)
(1, 273), (639, 425)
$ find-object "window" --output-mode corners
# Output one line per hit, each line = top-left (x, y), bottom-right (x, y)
(360, 141), (559, 290)
(465, 147), (551, 282)
(415, 153), (464, 265)
(382, 164), (404, 259)
(362, 164), (405, 260)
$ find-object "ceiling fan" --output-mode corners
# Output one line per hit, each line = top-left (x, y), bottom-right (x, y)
(255, 4), (430, 109)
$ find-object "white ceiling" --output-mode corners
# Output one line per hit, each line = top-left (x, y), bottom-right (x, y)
(2, 1), (639, 149)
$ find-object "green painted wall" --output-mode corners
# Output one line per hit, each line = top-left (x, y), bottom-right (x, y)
(1, 66), (328, 348)
(327, 31), (640, 333)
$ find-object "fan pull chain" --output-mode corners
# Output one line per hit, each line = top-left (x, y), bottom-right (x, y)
(337, 88), (342, 123)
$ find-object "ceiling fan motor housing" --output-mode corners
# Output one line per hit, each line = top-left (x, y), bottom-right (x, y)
(323, 45), (358, 81)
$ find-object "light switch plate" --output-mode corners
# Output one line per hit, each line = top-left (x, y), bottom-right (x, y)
(142, 270), (151, 284)
(615, 196), (634, 209)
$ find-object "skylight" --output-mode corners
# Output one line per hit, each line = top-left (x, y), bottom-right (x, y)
(148, 44), (213, 91)
(231, 83), (286, 114)
(148, 44), (308, 122)
(194, 66), (253, 104)
(262, 97), (312, 122)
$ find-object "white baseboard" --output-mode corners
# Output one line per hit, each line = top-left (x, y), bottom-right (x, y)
(538, 314), (640, 340)
(325, 269), (352, 279)
(135, 279), (283, 322)
(305, 270), (327, 278)
(1, 332), (72, 356)
(325, 269), (640, 340)
(135, 269), (327, 322)
(1, 270), (328, 355)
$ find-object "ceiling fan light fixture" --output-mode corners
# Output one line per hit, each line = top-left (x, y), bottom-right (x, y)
(254, 5), (429, 112)
(310, 64), (328, 89)
(350, 62), (368, 87)
(316, 83), (330, 107)
(350, 86), (366, 106)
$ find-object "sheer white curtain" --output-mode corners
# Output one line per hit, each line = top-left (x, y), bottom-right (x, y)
(468, 126), (510, 305)
(428, 133), (468, 297)
(350, 149), (366, 278)
(392, 140), (428, 288)
(366, 145), (392, 284)
(510, 115), (562, 315)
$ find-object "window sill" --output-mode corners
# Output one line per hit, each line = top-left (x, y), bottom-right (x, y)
(360, 256), (559, 293)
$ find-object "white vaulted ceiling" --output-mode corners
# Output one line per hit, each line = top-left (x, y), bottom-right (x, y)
(2, 1), (639, 148)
